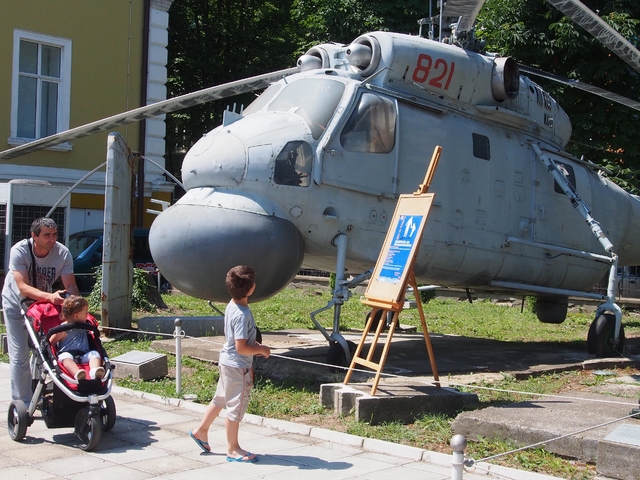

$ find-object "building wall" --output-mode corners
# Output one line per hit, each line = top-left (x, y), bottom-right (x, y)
(0, 1), (143, 170)
(0, 0), (175, 234)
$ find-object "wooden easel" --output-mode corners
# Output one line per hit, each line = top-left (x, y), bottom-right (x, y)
(343, 146), (442, 395)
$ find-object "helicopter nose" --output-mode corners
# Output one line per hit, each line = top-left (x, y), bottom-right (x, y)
(149, 192), (305, 302)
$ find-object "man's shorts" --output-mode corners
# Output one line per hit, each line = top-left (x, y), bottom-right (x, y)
(58, 350), (100, 363)
(213, 364), (254, 422)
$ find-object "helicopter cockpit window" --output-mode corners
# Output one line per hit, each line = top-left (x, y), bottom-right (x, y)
(340, 93), (396, 153)
(267, 79), (345, 140)
(273, 141), (313, 187)
(242, 83), (282, 116)
(472, 133), (490, 160)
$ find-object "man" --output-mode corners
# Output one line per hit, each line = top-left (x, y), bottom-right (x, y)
(2, 217), (79, 406)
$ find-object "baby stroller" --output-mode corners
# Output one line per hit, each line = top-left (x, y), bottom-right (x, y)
(7, 299), (116, 451)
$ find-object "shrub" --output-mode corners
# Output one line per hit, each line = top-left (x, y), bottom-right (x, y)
(88, 267), (158, 312)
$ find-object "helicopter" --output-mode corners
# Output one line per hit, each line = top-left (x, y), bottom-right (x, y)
(2, 0), (640, 362)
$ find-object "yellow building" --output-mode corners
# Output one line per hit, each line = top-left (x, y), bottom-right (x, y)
(0, 0), (174, 246)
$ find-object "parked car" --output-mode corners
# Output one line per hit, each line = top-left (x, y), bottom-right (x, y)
(69, 228), (169, 294)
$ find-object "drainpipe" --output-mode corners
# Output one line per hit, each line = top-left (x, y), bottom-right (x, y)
(137, 0), (151, 227)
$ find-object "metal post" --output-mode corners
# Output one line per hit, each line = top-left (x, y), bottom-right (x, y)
(174, 318), (182, 396)
(102, 133), (135, 329)
(451, 434), (467, 480)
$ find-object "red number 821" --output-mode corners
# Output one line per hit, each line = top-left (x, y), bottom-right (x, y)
(411, 54), (455, 90)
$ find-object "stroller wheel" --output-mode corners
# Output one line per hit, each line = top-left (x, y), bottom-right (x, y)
(74, 407), (101, 451)
(7, 400), (29, 441)
(100, 396), (116, 431)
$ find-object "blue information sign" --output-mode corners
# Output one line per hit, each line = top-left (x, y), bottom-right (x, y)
(378, 215), (423, 284)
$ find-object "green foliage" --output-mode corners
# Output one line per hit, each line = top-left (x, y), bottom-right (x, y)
(419, 288), (436, 304)
(524, 295), (537, 314)
(88, 267), (158, 314)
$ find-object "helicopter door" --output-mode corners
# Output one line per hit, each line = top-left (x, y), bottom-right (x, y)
(321, 92), (397, 196)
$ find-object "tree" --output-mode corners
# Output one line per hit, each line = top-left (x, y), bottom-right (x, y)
(476, 0), (640, 192)
(165, 0), (300, 180)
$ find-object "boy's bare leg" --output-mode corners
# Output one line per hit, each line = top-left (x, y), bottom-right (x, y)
(226, 418), (255, 459)
(191, 401), (223, 444)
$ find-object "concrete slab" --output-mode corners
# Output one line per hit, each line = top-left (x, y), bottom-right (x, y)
(451, 391), (640, 465)
(110, 350), (168, 380)
(138, 315), (224, 337)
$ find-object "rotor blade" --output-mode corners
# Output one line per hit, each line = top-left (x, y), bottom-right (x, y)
(519, 65), (640, 113)
(442, 0), (487, 35)
(0, 67), (299, 161)
(546, 0), (640, 75)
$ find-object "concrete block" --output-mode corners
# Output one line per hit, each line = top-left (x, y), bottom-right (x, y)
(597, 424), (640, 480)
(138, 316), (224, 338)
(323, 382), (478, 425)
(355, 386), (478, 425)
(597, 439), (640, 480)
(111, 350), (168, 380)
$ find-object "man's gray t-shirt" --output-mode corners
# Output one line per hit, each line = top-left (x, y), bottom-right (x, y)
(1, 239), (74, 317)
(219, 300), (257, 369)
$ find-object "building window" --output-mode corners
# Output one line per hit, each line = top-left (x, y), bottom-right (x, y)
(9, 30), (72, 149)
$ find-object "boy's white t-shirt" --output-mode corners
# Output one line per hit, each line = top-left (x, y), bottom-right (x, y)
(219, 300), (257, 369)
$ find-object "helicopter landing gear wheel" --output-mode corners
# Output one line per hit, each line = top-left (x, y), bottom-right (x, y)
(587, 313), (625, 357)
(75, 407), (101, 451)
(7, 400), (29, 441)
(327, 340), (357, 373)
(100, 396), (116, 432)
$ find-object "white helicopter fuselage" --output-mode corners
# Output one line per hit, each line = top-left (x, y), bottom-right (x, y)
(149, 32), (640, 310)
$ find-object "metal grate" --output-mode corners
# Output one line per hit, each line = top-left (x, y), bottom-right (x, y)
(10, 206), (66, 246)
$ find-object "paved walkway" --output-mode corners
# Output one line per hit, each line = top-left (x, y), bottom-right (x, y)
(0, 363), (560, 480)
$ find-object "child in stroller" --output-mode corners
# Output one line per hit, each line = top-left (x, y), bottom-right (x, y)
(49, 296), (105, 382)
(6, 297), (115, 451)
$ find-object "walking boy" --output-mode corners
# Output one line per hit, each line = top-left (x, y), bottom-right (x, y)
(188, 265), (270, 462)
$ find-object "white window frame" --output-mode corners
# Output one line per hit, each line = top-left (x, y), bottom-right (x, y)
(9, 29), (72, 151)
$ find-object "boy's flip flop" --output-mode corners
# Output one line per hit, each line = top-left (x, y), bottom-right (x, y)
(188, 430), (210, 453)
(226, 452), (258, 463)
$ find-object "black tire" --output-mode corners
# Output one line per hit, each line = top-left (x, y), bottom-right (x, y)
(7, 400), (29, 441)
(587, 313), (625, 357)
(255, 326), (262, 345)
(326, 340), (357, 373)
(365, 309), (385, 331)
(75, 408), (102, 451)
(100, 396), (116, 432)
